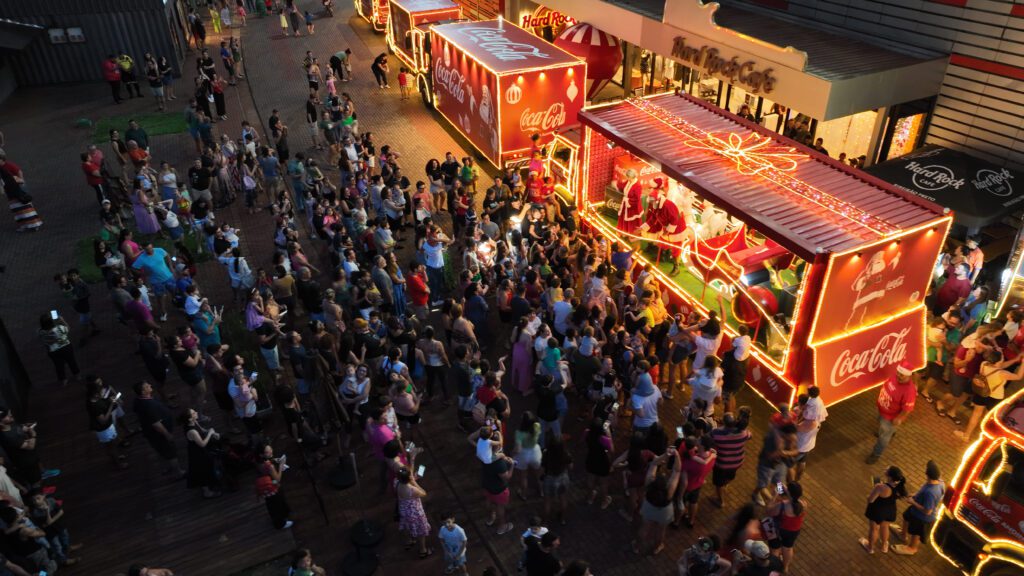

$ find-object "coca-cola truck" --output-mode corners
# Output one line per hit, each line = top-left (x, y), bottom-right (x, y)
(386, 0), (463, 95)
(428, 20), (586, 168)
(931, 388), (1024, 575)
(356, 0), (390, 32)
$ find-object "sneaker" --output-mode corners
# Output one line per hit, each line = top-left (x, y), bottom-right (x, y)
(753, 493), (766, 506)
(496, 522), (513, 535)
(953, 430), (967, 441)
(41, 469), (61, 480)
(159, 313), (168, 322)
(282, 520), (294, 529)
(864, 453), (880, 464)
(881, 541), (889, 554)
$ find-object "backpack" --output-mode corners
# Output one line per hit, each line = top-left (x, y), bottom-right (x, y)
(972, 367), (996, 398)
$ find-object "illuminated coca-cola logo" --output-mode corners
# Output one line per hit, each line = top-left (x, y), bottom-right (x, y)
(459, 27), (551, 62)
(520, 102), (566, 132)
(434, 59), (466, 103)
(829, 327), (909, 387)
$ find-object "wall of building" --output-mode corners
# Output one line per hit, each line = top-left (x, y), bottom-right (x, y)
(723, 0), (1024, 170)
(0, 0), (181, 85)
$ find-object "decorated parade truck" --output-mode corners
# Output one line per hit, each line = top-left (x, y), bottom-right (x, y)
(427, 19), (586, 168)
(931, 388), (1024, 576)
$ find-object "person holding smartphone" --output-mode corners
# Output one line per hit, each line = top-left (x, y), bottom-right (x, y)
(396, 465), (433, 559)
(86, 375), (129, 469)
(38, 312), (80, 387)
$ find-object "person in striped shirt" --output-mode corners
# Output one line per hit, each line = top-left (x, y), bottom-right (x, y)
(709, 407), (752, 508)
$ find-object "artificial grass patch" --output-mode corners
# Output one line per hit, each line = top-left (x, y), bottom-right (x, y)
(92, 112), (187, 144)
(73, 231), (210, 284)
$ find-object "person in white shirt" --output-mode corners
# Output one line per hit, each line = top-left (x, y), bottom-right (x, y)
(688, 356), (724, 418)
(551, 289), (574, 338)
(792, 386), (828, 481)
(692, 329), (722, 381)
(722, 325), (752, 414)
(631, 361), (662, 432)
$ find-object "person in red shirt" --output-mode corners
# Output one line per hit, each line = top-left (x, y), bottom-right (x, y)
(866, 361), (917, 463)
(101, 54), (123, 104)
(937, 331), (991, 425)
(933, 262), (972, 316)
(677, 436), (716, 528)
(81, 152), (107, 204)
(406, 261), (430, 320)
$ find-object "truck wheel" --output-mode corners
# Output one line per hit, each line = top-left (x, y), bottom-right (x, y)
(419, 76), (433, 109)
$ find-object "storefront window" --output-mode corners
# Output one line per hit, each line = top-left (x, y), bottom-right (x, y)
(816, 109), (877, 160)
(885, 113), (926, 160)
(628, 49), (680, 96)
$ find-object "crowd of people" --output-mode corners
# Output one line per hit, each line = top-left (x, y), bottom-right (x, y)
(3, 4), (1001, 576)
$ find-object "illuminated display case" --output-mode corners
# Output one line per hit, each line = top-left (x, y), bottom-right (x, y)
(428, 20), (586, 168)
(576, 93), (952, 408)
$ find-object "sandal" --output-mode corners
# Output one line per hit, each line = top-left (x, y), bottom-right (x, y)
(485, 516), (496, 527)
(601, 495), (613, 510)
(418, 548), (434, 559)
(651, 543), (665, 556)
(858, 537), (874, 554)
(497, 522), (514, 535)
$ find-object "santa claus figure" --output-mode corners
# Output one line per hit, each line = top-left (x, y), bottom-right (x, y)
(617, 168), (643, 235)
(640, 192), (686, 275)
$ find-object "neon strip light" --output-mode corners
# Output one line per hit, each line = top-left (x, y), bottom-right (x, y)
(626, 97), (900, 236)
(807, 218), (952, 346)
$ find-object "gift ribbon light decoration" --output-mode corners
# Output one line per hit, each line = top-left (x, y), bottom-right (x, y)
(627, 98), (900, 236)
(685, 132), (802, 176)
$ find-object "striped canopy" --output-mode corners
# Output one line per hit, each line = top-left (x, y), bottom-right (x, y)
(554, 23), (622, 99)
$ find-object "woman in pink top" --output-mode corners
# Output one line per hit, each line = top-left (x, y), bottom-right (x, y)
(677, 436), (716, 528)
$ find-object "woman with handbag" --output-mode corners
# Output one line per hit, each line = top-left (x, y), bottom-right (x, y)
(955, 349), (1024, 441)
(632, 447), (682, 556)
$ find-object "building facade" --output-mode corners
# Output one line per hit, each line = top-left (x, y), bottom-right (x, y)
(0, 0), (188, 88)
(512, 0), (1024, 171)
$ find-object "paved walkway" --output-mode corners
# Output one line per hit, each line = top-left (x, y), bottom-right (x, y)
(0, 3), (967, 576)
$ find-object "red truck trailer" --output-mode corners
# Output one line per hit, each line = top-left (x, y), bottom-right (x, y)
(429, 20), (586, 168)
(355, 0), (389, 32)
(386, 0), (462, 89)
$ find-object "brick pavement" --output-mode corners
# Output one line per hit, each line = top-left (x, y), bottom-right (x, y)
(0, 3), (969, 576)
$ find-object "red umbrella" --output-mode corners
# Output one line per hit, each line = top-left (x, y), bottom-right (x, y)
(554, 23), (622, 100)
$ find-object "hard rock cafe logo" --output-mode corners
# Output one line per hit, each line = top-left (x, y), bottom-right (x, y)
(973, 168), (1014, 197)
(904, 161), (965, 191)
(829, 327), (909, 387)
(520, 6), (576, 38)
(671, 37), (776, 94)
(520, 102), (566, 133)
(434, 58), (466, 103)
(459, 27), (551, 62)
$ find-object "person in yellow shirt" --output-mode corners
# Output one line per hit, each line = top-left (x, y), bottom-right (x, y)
(116, 52), (142, 98)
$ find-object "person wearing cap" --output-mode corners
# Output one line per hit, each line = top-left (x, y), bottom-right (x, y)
(731, 538), (783, 575)
(891, 460), (944, 556)
(866, 360), (918, 464)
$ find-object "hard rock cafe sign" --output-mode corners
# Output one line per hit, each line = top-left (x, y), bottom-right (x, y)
(521, 6), (576, 38)
(670, 36), (777, 94)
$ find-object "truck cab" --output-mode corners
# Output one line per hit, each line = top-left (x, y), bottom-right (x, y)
(932, 388), (1024, 575)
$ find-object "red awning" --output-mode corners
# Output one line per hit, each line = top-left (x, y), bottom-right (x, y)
(579, 93), (944, 259)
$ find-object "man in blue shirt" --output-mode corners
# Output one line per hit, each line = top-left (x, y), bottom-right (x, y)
(258, 147), (281, 202)
(132, 242), (175, 321)
(892, 460), (944, 555)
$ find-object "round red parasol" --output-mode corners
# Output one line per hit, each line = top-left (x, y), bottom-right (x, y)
(554, 23), (622, 100)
